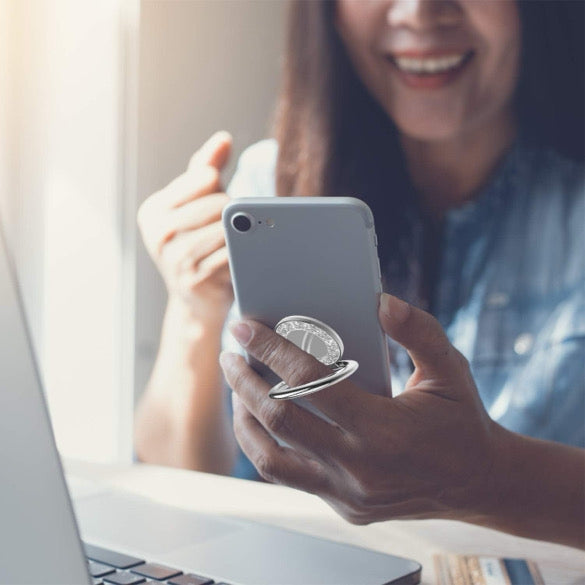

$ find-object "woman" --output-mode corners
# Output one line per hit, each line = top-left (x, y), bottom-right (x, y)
(134, 0), (584, 548)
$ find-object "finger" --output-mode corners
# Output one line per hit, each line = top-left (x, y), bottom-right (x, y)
(160, 221), (225, 273)
(231, 391), (331, 494)
(379, 293), (463, 377)
(155, 194), (228, 255)
(177, 249), (232, 293)
(220, 351), (346, 461)
(197, 245), (230, 275)
(139, 167), (221, 217)
(227, 318), (365, 429)
(166, 168), (223, 209)
(167, 193), (228, 239)
(188, 130), (232, 172)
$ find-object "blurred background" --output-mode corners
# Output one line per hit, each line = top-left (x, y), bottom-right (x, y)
(0, 0), (286, 462)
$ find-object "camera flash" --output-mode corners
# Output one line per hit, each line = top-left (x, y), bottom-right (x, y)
(266, 218), (275, 228)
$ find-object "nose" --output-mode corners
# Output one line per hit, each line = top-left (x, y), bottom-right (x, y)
(386, 0), (462, 31)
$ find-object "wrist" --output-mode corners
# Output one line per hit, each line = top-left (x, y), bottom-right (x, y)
(461, 423), (585, 548)
(151, 296), (230, 385)
(472, 422), (516, 522)
(452, 420), (512, 526)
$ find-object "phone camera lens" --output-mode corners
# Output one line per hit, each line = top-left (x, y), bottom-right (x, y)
(231, 213), (253, 233)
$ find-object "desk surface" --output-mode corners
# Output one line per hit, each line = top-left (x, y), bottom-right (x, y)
(65, 460), (584, 585)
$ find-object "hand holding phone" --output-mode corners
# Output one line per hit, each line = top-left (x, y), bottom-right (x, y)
(222, 196), (392, 397)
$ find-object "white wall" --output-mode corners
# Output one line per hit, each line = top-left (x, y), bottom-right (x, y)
(0, 0), (285, 463)
(134, 0), (286, 400)
(0, 0), (137, 462)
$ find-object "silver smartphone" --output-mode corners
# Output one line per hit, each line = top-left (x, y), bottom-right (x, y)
(222, 196), (392, 397)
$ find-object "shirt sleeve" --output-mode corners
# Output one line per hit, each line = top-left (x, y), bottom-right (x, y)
(222, 138), (278, 479)
(226, 138), (278, 199)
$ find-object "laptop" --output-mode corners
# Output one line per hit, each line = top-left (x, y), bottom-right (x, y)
(0, 219), (422, 585)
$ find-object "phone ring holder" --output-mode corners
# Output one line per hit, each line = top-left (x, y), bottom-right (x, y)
(268, 315), (359, 400)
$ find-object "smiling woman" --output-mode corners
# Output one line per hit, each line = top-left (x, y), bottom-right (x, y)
(134, 0), (584, 549)
(335, 0), (521, 141)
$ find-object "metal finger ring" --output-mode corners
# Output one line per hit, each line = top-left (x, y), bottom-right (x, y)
(268, 315), (359, 400)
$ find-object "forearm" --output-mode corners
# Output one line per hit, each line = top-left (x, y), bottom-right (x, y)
(472, 423), (585, 549)
(134, 297), (237, 474)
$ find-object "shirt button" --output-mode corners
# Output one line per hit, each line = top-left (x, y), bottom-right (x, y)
(486, 292), (510, 308)
(514, 333), (534, 355)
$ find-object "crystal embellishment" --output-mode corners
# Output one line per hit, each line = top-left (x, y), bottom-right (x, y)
(275, 315), (344, 366)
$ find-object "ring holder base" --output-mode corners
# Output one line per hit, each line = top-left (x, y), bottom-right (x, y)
(268, 315), (359, 401)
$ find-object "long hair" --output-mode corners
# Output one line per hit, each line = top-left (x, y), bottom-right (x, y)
(272, 0), (584, 298)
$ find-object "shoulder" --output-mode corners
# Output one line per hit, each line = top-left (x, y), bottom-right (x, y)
(236, 138), (279, 169)
(226, 138), (279, 199)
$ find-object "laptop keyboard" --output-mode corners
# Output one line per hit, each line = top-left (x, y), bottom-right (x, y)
(85, 543), (233, 585)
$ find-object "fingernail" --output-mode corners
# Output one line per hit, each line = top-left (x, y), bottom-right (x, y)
(219, 350), (236, 369)
(380, 293), (411, 323)
(228, 320), (253, 346)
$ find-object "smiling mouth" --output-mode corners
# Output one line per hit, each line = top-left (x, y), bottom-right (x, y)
(388, 50), (474, 76)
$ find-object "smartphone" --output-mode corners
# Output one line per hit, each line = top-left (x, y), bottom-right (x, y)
(222, 196), (392, 397)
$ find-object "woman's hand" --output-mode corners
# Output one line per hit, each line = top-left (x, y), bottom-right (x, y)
(219, 293), (500, 524)
(137, 131), (235, 322)
(133, 131), (238, 472)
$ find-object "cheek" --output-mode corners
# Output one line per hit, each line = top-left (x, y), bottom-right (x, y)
(335, 1), (384, 89)
(469, 4), (522, 114)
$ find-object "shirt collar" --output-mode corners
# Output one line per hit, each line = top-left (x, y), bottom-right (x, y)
(444, 133), (530, 227)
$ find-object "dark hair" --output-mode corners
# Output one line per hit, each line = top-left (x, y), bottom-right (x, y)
(272, 0), (584, 301)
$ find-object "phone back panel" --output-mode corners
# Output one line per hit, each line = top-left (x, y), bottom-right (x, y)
(223, 197), (391, 396)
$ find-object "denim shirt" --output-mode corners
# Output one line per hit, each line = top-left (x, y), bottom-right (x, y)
(223, 137), (585, 479)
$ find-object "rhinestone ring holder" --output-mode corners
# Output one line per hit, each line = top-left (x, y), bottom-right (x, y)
(268, 315), (359, 400)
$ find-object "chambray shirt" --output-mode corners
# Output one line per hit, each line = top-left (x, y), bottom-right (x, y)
(223, 137), (585, 480)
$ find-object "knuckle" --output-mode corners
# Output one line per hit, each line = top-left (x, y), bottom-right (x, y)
(353, 484), (376, 509)
(286, 361), (322, 388)
(453, 347), (470, 369)
(257, 335), (285, 368)
(254, 453), (279, 484)
(260, 403), (290, 436)
(349, 471), (388, 509)
(230, 366), (249, 395)
(344, 509), (371, 526)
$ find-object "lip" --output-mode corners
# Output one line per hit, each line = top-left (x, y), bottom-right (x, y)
(390, 49), (470, 58)
(385, 50), (474, 90)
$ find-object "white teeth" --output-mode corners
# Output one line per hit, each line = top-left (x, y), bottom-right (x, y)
(393, 53), (467, 74)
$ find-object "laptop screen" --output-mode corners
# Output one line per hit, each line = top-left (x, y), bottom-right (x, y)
(0, 220), (91, 584)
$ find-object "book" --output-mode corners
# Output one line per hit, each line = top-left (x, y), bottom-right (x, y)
(434, 554), (545, 585)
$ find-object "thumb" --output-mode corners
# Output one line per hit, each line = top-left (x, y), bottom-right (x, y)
(188, 130), (232, 171)
(378, 293), (461, 377)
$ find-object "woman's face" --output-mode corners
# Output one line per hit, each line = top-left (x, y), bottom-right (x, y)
(335, 0), (521, 142)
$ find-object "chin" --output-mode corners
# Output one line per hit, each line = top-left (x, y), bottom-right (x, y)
(394, 119), (465, 143)
(383, 100), (469, 143)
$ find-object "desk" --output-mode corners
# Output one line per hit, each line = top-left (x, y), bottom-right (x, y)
(65, 460), (584, 585)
